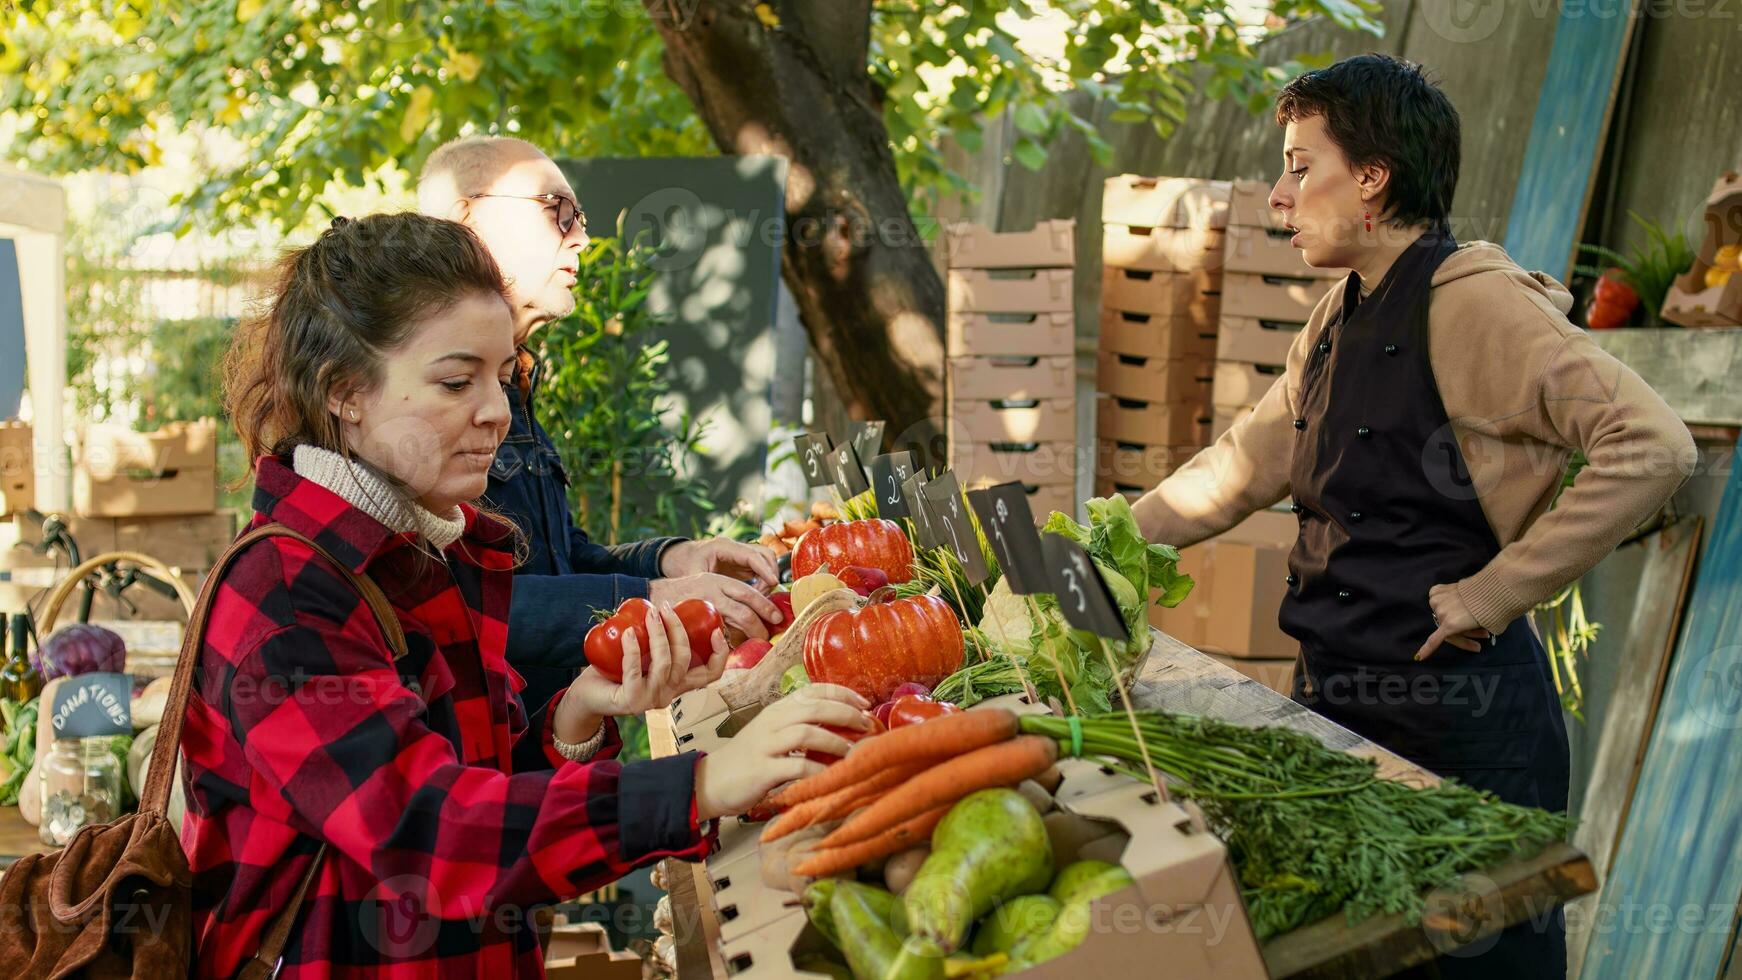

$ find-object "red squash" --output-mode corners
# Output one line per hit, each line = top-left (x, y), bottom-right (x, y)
(803, 594), (964, 702)
(583, 597), (723, 682)
(886, 694), (963, 728)
(792, 519), (915, 584)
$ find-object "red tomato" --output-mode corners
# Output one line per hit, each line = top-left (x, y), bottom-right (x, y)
(886, 694), (963, 728)
(582, 597), (724, 681)
(1586, 299), (1627, 330)
(803, 594), (965, 701)
(805, 718), (885, 764)
(792, 519), (914, 584)
(764, 592), (795, 638)
(1593, 268), (1639, 311)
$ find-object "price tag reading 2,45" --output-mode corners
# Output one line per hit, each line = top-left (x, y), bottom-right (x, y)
(1040, 532), (1126, 639)
(871, 451), (916, 520)
(922, 470), (990, 586)
(794, 433), (835, 489)
(967, 482), (1046, 595)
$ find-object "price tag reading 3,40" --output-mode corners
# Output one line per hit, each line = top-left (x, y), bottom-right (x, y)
(794, 433), (835, 489)
(967, 482), (1046, 594)
(923, 471), (990, 586)
(1040, 532), (1126, 639)
(871, 451), (916, 520)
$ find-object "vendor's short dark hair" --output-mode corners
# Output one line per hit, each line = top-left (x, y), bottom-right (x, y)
(1275, 54), (1460, 227)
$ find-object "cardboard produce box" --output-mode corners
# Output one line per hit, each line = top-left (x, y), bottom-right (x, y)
(1228, 179), (1285, 231)
(1210, 653), (1298, 696)
(3, 510), (238, 573)
(952, 398), (1075, 444)
(1660, 170), (1742, 328)
(1211, 406), (1255, 441)
(1224, 223), (1344, 279)
(1212, 360), (1285, 410)
(543, 920), (641, 980)
(949, 311), (1074, 357)
(950, 441), (1080, 488)
(946, 219), (1075, 269)
(1102, 174), (1231, 231)
(1097, 396), (1213, 448)
(950, 355), (1075, 401)
(1101, 224), (1225, 274)
(1097, 440), (1199, 488)
(1102, 266), (1220, 323)
(1220, 271), (1336, 324)
(1096, 351), (1214, 408)
(1015, 481), (1077, 523)
(1094, 476), (1145, 503)
(73, 420), (218, 518)
(1186, 510), (1298, 659)
(0, 421), (33, 518)
(949, 268), (1074, 314)
(1098, 309), (1218, 361)
(1216, 314), (1306, 365)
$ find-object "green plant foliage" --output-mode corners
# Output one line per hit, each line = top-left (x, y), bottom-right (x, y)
(1576, 211), (1698, 329)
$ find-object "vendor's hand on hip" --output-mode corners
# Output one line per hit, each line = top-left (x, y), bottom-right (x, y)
(1413, 583), (1493, 661)
(661, 538), (780, 590)
(650, 572), (783, 641)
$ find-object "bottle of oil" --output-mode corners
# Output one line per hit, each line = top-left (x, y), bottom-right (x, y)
(1, 612), (44, 702)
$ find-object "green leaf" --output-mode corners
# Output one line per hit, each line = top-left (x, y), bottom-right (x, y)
(1011, 138), (1048, 171)
(1013, 101), (1048, 136)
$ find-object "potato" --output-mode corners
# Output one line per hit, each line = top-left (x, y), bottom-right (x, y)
(1017, 779), (1056, 815)
(883, 846), (930, 895)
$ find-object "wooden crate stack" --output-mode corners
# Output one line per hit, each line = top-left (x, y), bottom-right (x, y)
(1094, 175), (1229, 502)
(944, 219), (1079, 521)
(1150, 509), (1300, 688)
(1212, 180), (1343, 438)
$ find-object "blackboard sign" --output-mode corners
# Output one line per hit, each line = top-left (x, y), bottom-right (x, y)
(871, 451), (916, 520)
(901, 472), (940, 550)
(1040, 533), (1126, 640)
(968, 482), (1046, 595)
(48, 672), (133, 739)
(794, 433), (835, 489)
(923, 471), (990, 585)
(830, 440), (871, 499)
(849, 421), (886, 472)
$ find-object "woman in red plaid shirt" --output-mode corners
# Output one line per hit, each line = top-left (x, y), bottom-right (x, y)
(186, 213), (871, 978)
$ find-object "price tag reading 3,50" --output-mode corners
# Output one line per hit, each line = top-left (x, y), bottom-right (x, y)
(871, 451), (916, 520)
(922, 471), (990, 586)
(967, 482), (1046, 595)
(794, 433), (835, 489)
(1040, 532), (1126, 639)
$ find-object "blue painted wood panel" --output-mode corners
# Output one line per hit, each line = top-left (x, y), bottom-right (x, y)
(1581, 436), (1742, 978)
(1503, 2), (1638, 282)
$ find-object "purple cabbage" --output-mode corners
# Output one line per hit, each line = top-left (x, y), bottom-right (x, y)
(35, 623), (127, 679)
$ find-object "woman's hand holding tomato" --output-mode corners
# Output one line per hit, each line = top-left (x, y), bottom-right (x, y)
(583, 597), (723, 682)
(555, 602), (729, 746)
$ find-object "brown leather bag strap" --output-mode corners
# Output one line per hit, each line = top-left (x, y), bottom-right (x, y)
(137, 521), (409, 978)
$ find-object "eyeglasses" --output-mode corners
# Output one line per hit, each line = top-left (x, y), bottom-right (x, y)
(468, 193), (586, 236)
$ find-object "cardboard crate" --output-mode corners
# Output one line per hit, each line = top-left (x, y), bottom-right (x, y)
(1017, 482), (1076, 523)
(948, 311), (1074, 357)
(1097, 395), (1213, 447)
(0, 421), (33, 518)
(1212, 360), (1285, 410)
(951, 398), (1075, 443)
(1661, 170), (1742, 328)
(73, 420), (218, 518)
(1101, 224), (1225, 274)
(1184, 510), (1298, 659)
(543, 921), (641, 980)
(1101, 266), (1220, 323)
(1216, 314), (1306, 365)
(950, 441), (1080, 488)
(1211, 405), (1255, 441)
(115, 510), (240, 570)
(1097, 439), (1199, 488)
(1210, 653), (1298, 696)
(1220, 271), (1336, 323)
(945, 219), (1075, 269)
(948, 267), (1073, 314)
(1095, 351), (1214, 407)
(1224, 223), (1342, 279)
(1228, 179), (1286, 231)
(1098, 309), (1218, 361)
(1102, 174), (1231, 230)
(949, 355), (1075, 401)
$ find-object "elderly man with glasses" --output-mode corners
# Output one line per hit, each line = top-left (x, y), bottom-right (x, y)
(418, 136), (783, 717)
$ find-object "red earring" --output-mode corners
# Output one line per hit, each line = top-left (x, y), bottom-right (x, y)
(1364, 209), (1372, 233)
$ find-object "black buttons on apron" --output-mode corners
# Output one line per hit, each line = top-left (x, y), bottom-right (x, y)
(1349, 511), (1364, 523)
(1294, 418), (1306, 430)
(1318, 341), (1332, 353)
(1290, 502), (1303, 514)
(1337, 589), (1352, 601)
(1286, 574), (1299, 587)
(1384, 344), (1399, 356)
(1356, 425), (1372, 438)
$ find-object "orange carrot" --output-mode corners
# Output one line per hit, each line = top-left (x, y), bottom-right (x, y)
(820, 735), (1057, 850)
(792, 804), (952, 878)
(761, 759), (930, 843)
(770, 709), (1018, 809)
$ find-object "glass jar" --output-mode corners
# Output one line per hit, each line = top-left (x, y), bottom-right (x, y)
(38, 738), (122, 847)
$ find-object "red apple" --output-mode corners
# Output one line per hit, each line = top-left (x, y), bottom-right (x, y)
(837, 565), (891, 597)
(725, 638), (774, 672)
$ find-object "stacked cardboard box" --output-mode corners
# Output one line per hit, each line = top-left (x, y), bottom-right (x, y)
(0, 421), (32, 518)
(1212, 181), (1343, 439)
(945, 220), (1079, 520)
(72, 419), (219, 518)
(1095, 176), (1228, 502)
(1150, 510), (1298, 681)
(1, 510), (239, 620)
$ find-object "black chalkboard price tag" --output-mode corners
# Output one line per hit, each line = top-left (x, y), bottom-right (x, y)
(901, 472), (940, 550)
(1040, 533), (1126, 639)
(923, 470), (990, 586)
(968, 482), (1046, 595)
(871, 451), (916, 520)
(849, 420), (886, 472)
(831, 441), (871, 499)
(794, 433), (835, 489)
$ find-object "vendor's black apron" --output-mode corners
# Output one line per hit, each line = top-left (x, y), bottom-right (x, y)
(1281, 226), (1569, 976)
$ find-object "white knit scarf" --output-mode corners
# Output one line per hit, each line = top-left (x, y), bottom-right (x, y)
(291, 444), (467, 550)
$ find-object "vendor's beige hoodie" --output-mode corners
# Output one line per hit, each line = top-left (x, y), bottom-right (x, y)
(1133, 241), (1699, 633)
